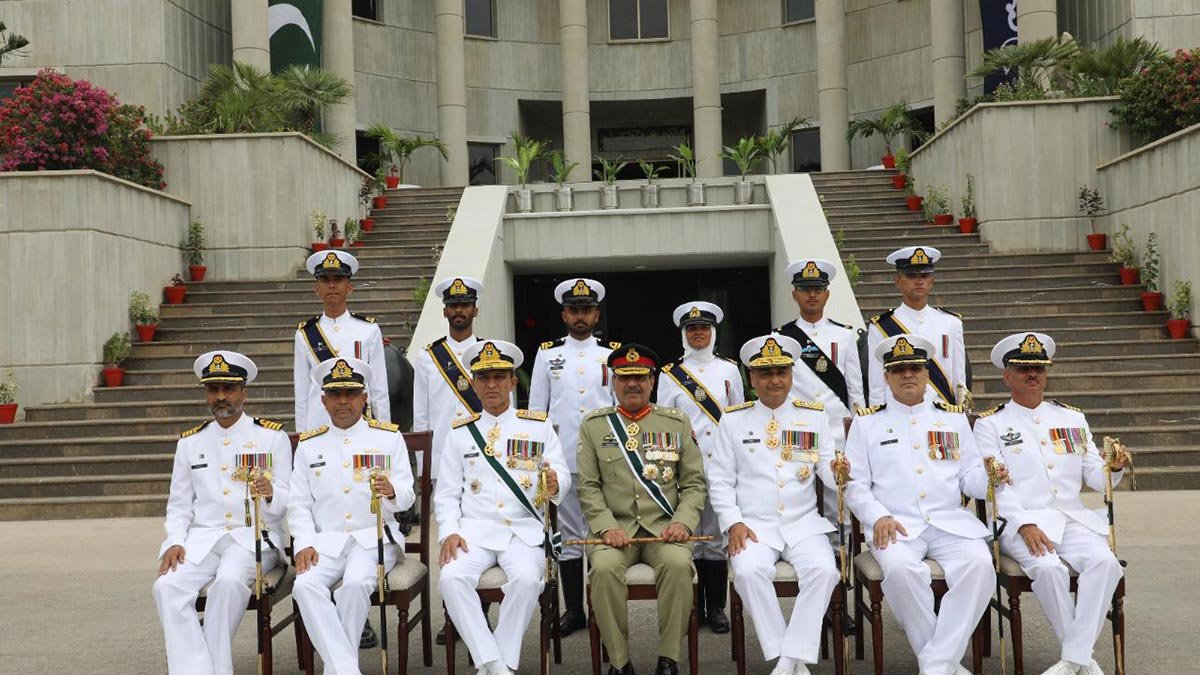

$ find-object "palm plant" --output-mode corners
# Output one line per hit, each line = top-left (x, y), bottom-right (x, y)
(1068, 37), (1166, 95)
(721, 136), (763, 179)
(968, 36), (1081, 90)
(548, 150), (580, 187)
(497, 133), (548, 187)
(846, 102), (928, 155)
(669, 143), (698, 182)
(757, 116), (811, 173)
(275, 65), (355, 146)
(638, 160), (668, 184)
(594, 156), (629, 185)
(363, 124), (449, 183)
(0, 21), (30, 66)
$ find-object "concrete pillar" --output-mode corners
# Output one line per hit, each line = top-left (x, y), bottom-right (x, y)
(816, 0), (849, 171)
(1018, 0), (1058, 43)
(688, 0), (722, 178)
(930, 0), (966, 127)
(559, 0), (592, 183)
(323, 0), (357, 163)
(435, 0), (470, 186)
(231, 0), (270, 71)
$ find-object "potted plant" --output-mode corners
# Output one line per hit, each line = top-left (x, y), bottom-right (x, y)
(593, 155), (628, 210)
(358, 178), (375, 231)
(638, 159), (668, 208)
(1140, 232), (1164, 311)
(843, 254), (862, 289)
(0, 370), (17, 424)
(845, 101), (929, 168)
(310, 208), (329, 251)
(180, 221), (206, 281)
(345, 218), (363, 247)
(670, 143), (705, 206)
(548, 150), (579, 212)
(892, 148), (909, 190)
(328, 218), (344, 248)
(722, 136), (762, 205)
(129, 291), (159, 342)
(923, 185), (953, 225)
(371, 168), (389, 209)
(959, 174), (978, 233)
(1167, 280), (1193, 338)
(498, 133), (547, 213)
(164, 274), (187, 305)
(364, 124), (449, 188)
(102, 332), (132, 387)
(1109, 223), (1139, 285)
(1077, 185), (1107, 250)
(756, 116), (809, 174)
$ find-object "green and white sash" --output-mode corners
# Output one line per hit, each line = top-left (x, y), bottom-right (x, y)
(604, 412), (675, 517)
(464, 421), (561, 557)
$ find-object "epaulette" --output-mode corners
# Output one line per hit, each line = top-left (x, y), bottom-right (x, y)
(584, 406), (617, 420)
(367, 419), (400, 432)
(828, 319), (854, 330)
(975, 403), (1005, 418)
(452, 413), (481, 429)
(793, 399), (825, 411)
(719, 355), (739, 365)
(180, 420), (211, 438)
(1051, 399), (1083, 413)
(935, 306), (963, 319)
(869, 310), (893, 326)
(517, 409), (548, 422)
(350, 311), (376, 323)
(608, 341), (622, 350)
(253, 418), (284, 431)
(299, 425), (329, 441)
(298, 315), (319, 330)
(854, 404), (886, 416)
(540, 338), (565, 351)
(661, 362), (675, 373)
(725, 401), (755, 413)
(933, 400), (966, 413)
(654, 405), (687, 421)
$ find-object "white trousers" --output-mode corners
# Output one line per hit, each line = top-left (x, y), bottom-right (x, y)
(730, 536), (839, 663)
(558, 473), (587, 561)
(152, 535), (281, 675)
(1001, 520), (1122, 666)
(870, 527), (994, 675)
(439, 538), (547, 669)
(293, 540), (400, 675)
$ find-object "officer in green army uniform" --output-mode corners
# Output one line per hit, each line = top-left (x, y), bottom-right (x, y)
(577, 344), (708, 675)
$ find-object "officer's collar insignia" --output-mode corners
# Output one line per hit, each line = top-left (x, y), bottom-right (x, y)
(688, 306), (701, 319)
(801, 261), (821, 278)
(321, 252), (341, 269)
(909, 248), (930, 266)
(448, 278), (469, 296)
(208, 355), (230, 373)
(1019, 334), (1045, 355)
(892, 338), (915, 357)
(571, 279), (592, 297)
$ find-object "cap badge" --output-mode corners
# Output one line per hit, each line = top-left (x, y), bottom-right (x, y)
(477, 341), (503, 367)
(448, 278), (469, 296)
(801, 261), (821, 278)
(571, 279), (591, 297)
(331, 359), (355, 380)
(208, 355), (231, 373)
(892, 337), (915, 357)
(760, 338), (783, 359)
(688, 306), (702, 319)
(320, 252), (341, 269)
(909, 248), (930, 265)
(1019, 334), (1045, 355)
(625, 347), (641, 363)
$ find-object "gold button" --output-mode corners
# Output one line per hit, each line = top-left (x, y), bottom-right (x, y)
(579, 407), (586, 413)
(910, 419), (917, 425)
(776, 461), (783, 468)
(778, 481), (785, 488)
(578, 352), (584, 357)
(223, 439), (230, 446)
(916, 467), (924, 474)
(497, 501), (504, 508)
(225, 525), (233, 531)
(1052, 488), (1058, 494)
(919, 491), (927, 499)
(225, 512), (232, 519)
(503, 519), (512, 526)
(578, 388), (585, 393)
(634, 494), (639, 500)
(705, 430), (711, 436)
(455, 411), (463, 417)
(912, 444), (920, 450)
(1041, 440), (1048, 446)
(343, 461), (350, 468)
(1047, 462), (1054, 469)
(315, 470), (322, 476)
(1034, 417), (1041, 424)
(344, 438), (351, 445)
(777, 504), (785, 512)
(345, 512), (352, 519)
(221, 464), (228, 471)
(343, 486), (351, 494)
(578, 368), (584, 374)
(223, 488), (230, 495)
(925, 515), (931, 522)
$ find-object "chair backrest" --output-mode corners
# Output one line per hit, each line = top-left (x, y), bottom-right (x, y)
(403, 431), (434, 567)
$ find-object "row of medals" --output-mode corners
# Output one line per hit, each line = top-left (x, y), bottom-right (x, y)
(483, 424), (540, 490)
(766, 417), (815, 480)
(627, 422), (677, 483)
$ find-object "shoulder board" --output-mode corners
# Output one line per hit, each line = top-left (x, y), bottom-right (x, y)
(654, 405), (687, 420)
(975, 403), (1005, 418)
(350, 312), (376, 323)
(718, 355), (739, 365)
(253, 418), (284, 431)
(584, 406), (617, 421)
(725, 401), (755, 413)
(1051, 399), (1083, 413)
(367, 419), (400, 432)
(452, 413), (481, 429)
(180, 420), (211, 439)
(828, 318), (853, 330)
(793, 399), (825, 411)
(540, 338), (566, 351)
(854, 404), (886, 416)
(298, 315), (319, 330)
(516, 409), (548, 422)
(425, 336), (448, 349)
(603, 339), (622, 350)
(933, 400), (966, 413)
(870, 309), (894, 325)
(935, 306), (963, 319)
(299, 425), (329, 441)
(660, 362), (675, 373)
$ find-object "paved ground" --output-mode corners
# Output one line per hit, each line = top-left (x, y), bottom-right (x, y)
(1, 490), (1194, 674)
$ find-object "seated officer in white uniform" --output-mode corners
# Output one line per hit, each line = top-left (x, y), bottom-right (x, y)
(153, 351), (292, 675)
(974, 333), (1130, 675)
(845, 334), (1009, 675)
(708, 334), (842, 675)
(289, 357), (415, 675)
(655, 300), (744, 633)
(435, 340), (570, 675)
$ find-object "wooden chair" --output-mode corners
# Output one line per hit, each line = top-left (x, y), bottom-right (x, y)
(585, 563), (702, 675)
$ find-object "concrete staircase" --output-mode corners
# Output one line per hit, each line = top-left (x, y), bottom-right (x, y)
(811, 170), (1200, 491)
(0, 187), (463, 520)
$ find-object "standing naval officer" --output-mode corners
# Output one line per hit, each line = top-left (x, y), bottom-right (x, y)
(435, 339), (570, 675)
(153, 351), (292, 675)
(655, 300), (744, 633)
(528, 277), (619, 635)
(975, 332), (1129, 675)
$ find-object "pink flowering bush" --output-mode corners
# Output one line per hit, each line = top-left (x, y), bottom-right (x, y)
(1111, 48), (1200, 143)
(0, 69), (165, 189)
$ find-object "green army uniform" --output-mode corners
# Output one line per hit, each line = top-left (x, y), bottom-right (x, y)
(576, 403), (708, 666)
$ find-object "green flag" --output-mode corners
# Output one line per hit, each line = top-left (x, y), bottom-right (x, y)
(268, 0), (322, 71)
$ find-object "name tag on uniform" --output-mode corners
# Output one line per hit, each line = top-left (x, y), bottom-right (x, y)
(309, 461), (325, 468)
(190, 463), (207, 470)
(742, 438), (761, 444)
(880, 439), (898, 446)
(464, 452), (480, 458)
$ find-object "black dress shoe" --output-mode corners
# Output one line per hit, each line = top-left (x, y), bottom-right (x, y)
(435, 623), (460, 646)
(359, 622), (377, 649)
(558, 609), (587, 636)
(654, 656), (678, 675)
(607, 662), (635, 675)
(707, 607), (731, 634)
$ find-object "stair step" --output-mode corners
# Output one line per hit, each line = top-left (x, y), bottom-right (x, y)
(0, 435), (177, 459)
(858, 261), (1118, 284)
(0, 494), (168, 520)
(857, 285), (1145, 304)
(973, 370), (1200, 394)
(1089, 425), (1200, 447)
(966, 338), (1197, 360)
(153, 325), (415, 342)
(95, 383), (296, 404)
(0, 473), (171, 499)
(860, 297), (1150, 318)
(25, 398), (296, 422)
(960, 310), (1168, 331)
(0, 453), (175, 478)
(0, 415), (296, 440)
(973, 389), (1200, 411)
(190, 277), (429, 295)
(122, 366), (295, 387)
(155, 309), (418, 329)
(161, 297), (421, 316)
(1122, 466), (1200, 490)
(962, 324), (1174, 345)
(854, 271), (1124, 293)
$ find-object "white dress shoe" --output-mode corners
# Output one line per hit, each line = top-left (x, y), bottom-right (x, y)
(955, 666), (973, 675)
(793, 665), (812, 675)
(1039, 660), (1081, 675)
(1084, 660), (1104, 675)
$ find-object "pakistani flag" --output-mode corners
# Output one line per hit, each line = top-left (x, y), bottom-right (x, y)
(268, 0), (322, 71)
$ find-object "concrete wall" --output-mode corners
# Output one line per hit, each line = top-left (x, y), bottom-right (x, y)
(0, 171), (190, 411)
(150, 133), (370, 281)
(909, 98), (1131, 252)
(1060, 0), (1199, 50)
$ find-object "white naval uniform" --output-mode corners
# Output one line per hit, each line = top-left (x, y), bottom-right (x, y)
(975, 399), (1125, 667)
(152, 415), (292, 675)
(434, 407), (571, 670)
(866, 304), (966, 406)
(288, 419), (414, 675)
(293, 311), (391, 432)
(411, 334), (480, 481)
(656, 354), (744, 559)
(844, 398), (995, 675)
(528, 335), (617, 559)
(708, 399), (840, 665)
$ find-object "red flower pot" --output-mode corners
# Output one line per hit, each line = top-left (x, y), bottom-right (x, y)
(1166, 319), (1192, 339)
(102, 367), (126, 387)
(135, 323), (158, 342)
(385, 175), (400, 189)
(329, 238), (346, 248)
(351, 241), (365, 247)
(958, 217), (978, 234)
(906, 195), (924, 212)
(311, 242), (329, 252)
(0, 403), (16, 424)
(164, 285), (186, 305)
(1141, 291), (1164, 312)
(932, 214), (954, 226)
(373, 195), (389, 209)
(892, 174), (907, 189)
(361, 218), (375, 232)
(188, 265), (207, 282)
(882, 154), (896, 169)
(1117, 266), (1140, 285)
(1086, 233), (1107, 251)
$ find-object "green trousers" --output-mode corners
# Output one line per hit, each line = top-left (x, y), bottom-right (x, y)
(588, 529), (695, 667)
